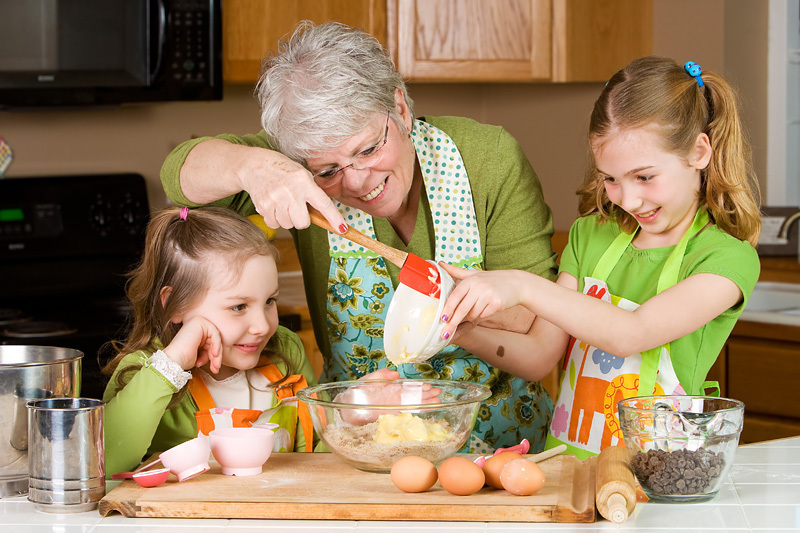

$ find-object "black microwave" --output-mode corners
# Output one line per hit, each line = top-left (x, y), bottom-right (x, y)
(0, 0), (222, 109)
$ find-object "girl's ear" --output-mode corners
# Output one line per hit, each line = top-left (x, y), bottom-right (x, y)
(691, 132), (713, 170)
(160, 286), (182, 324)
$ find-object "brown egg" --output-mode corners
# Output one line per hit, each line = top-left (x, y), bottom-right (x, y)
(390, 456), (438, 493)
(500, 458), (546, 496)
(482, 451), (522, 489)
(438, 456), (485, 496)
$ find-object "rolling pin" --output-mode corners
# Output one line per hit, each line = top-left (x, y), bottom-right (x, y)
(595, 445), (637, 524)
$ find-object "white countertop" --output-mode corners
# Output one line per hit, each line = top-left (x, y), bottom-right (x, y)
(1, 437), (798, 532)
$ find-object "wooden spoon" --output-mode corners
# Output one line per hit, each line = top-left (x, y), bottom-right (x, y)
(308, 207), (443, 298)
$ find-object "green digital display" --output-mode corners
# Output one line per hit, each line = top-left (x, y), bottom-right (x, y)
(0, 208), (24, 222)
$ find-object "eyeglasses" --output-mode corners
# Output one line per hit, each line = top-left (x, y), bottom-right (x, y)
(311, 111), (391, 188)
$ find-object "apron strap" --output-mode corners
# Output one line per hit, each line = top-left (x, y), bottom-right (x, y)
(187, 372), (215, 411)
(701, 380), (721, 397)
(257, 363), (315, 453)
(591, 227), (637, 280)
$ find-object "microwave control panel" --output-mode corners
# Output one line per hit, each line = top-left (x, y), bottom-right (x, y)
(165, 0), (216, 85)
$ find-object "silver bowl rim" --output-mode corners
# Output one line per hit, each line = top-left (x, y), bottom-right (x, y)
(297, 378), (491, 410)
(617, 394), (744, 415)
(0, 345), (83, 367)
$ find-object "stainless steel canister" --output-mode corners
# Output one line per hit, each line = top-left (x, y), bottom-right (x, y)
(0, 346), (82, 498)
(27, 398), (104, 513)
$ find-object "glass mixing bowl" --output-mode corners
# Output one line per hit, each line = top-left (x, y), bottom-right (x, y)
(297, 379), (490, 473)
(618, 395), (744, 503)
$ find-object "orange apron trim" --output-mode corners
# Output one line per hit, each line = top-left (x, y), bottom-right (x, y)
(257, 363), (314, 453)
(187, 362), (314, 452)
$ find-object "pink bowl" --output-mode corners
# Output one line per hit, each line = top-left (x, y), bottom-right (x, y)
(159, 436), (211, 482)
(209, 427), (274, 476)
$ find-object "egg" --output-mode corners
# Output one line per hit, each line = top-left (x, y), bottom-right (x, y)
(500, 458), (546, 496)
(482, 451), (522, 489)
(438, 456), (485, 496)
(390, 456), (438, 493)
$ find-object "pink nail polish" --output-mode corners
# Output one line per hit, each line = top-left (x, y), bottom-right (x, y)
(441, 314), (449, 323)
(442, 331), (450, 340)
(338, 224), (348, 234)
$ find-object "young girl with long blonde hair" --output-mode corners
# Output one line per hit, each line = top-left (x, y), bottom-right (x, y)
(439, 56), (761, 458)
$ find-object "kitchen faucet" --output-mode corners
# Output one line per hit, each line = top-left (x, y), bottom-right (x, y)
(778, 210), (800, 261)
(777, 210), (800, 239)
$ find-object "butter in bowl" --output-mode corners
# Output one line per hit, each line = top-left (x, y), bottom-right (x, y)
(297, 379), (490, 473)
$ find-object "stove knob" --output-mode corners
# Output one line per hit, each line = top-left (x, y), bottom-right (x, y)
(119, 198), (145, 235)
(89, 198), (113, 236)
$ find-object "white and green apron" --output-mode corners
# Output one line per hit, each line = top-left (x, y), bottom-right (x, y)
(320, 119), (554, 453)
(546, 209), (715, 459)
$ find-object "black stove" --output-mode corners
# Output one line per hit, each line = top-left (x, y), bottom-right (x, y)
(0, 174), (149, 399)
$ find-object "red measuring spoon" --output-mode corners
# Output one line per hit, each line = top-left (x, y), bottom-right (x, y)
(111, 458), (170, 487)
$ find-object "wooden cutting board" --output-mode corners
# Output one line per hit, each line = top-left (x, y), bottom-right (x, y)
(99, 453), (597, 522)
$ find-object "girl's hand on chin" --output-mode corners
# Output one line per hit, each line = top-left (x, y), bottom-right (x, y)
(163, 316), (222, 373)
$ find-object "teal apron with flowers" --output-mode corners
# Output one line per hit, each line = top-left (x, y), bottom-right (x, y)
(320, 119), (554, 453)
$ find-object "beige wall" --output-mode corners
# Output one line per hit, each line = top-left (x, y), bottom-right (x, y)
(0, 0), (767, 232)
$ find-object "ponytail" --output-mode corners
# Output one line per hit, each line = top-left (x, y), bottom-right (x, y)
(702, 72), (761, 245)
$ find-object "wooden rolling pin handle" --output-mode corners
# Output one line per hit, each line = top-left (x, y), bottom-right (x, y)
(307, 206), (406, 268)
(526, 444), (567, 463)
(605, 492), (629, 524)
(595, 446), (636, 524)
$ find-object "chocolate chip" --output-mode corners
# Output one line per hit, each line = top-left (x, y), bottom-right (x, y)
(630, 448), (725, 496)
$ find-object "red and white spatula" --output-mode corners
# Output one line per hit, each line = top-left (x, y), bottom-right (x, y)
(308, 207), (442, 298)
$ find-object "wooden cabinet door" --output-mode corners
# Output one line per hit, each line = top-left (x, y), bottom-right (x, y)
(388, 0), (652, 82)
(389, 0), (553, 81)
(551, 0), (652, 82)
(727, 337), (800, 419)
(223, 0), (387, 83)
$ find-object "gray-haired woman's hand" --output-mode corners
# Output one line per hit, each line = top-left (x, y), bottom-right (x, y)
(178, 139), (347, 233)
(236, 148), (347, 233)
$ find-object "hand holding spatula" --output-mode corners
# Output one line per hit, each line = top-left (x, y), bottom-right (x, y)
(308, 207), (443, 298)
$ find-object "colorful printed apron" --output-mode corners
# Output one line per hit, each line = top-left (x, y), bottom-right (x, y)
(188, 361), (314, 452)
(321, 119), (554, 453)
(546, 209), (712, 459)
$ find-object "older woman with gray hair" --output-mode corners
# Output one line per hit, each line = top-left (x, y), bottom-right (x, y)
(161, 21), (557, 453)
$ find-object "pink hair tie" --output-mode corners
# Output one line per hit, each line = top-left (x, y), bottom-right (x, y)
(179, 207), (189, 221)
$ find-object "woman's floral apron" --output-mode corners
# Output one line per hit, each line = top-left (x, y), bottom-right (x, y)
(546, 209), (716, 459)
(187, 361), (314, 452)
(321, 119), (554, 453)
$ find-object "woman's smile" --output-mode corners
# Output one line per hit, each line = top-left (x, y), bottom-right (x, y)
(358, 177), (387, 202)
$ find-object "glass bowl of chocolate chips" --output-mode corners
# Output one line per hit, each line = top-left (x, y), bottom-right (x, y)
(618, 395), (744, 503)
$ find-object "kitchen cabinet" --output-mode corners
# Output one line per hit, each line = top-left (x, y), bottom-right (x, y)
(387, 0), (653, 82)
(717, 320), (800, 444)
(222, 0), (652, 84)
(222, 0), (387, 83)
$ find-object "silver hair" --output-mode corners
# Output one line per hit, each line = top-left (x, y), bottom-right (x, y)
(255, 20), (415, 163)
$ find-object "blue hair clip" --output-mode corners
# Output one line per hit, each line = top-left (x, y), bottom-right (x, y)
(684, 61), (704, 87)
